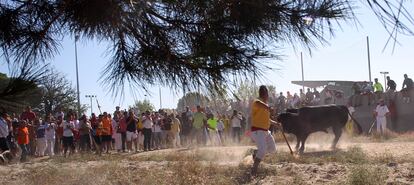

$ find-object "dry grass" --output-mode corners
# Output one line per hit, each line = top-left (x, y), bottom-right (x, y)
(264, 146), (368, 164)
(264, 146), (413, 165)
(347, 165), (387, 185)
(3, 159), (242, 185)
(2, 143), (413, 185)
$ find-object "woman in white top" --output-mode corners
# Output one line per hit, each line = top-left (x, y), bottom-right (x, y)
(62, 114), (76, 157)
(142, 111), (153, 151)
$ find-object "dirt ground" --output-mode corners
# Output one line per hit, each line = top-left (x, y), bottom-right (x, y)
(0, 135), (414, 185)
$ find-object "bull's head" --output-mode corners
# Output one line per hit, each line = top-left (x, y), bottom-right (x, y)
(276, 112), (299, 134)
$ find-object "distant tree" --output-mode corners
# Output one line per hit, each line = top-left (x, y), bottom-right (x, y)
(129, 99), (155, 114)
(177, 92), (210, 112)
(34, 69), (87, 117)
(232, 80), (257, 103)
(2, 1), (411, 95)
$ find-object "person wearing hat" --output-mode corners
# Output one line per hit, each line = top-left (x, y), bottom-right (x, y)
(374, 99), (389, 135)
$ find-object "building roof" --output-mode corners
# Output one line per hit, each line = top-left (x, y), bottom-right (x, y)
(291, 80), (370, 88)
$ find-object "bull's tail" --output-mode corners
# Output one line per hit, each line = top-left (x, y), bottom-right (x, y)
(347, 110), (363, 134)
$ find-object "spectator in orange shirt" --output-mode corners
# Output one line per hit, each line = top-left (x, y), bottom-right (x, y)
(101, 112), (113, 154)
(17, 120), (29, 162)
(93, 115), (104, 155)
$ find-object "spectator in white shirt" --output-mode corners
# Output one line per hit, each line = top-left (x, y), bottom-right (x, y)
(36, 118), (48, 157)
(217, 117), (225, 144)
(62, 114), (76, 157)
(45, 120), (56, 157)
(374, 99), (390, 135)
(231, 110), (242, 143)
(142, 111), (153, 151)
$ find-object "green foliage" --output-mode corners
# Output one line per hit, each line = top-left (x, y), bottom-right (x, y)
(176, 92), (210, 111)
(1, 0), (412, 97)
(0, 0), (361, 95)
(0, 66), (45, 113)
(130, 99), (155, 114)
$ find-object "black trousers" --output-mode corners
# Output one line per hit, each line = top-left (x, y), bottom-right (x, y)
(143, 128), (152, 150)
(121, 132), (126, 151)
(232, 127), (241, 143)
(0, 137), (9, 151)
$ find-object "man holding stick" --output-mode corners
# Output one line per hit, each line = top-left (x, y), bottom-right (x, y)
(250, 85), (281, 176)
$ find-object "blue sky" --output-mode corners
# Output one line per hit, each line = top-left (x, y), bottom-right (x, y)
(1, 3), (414, 114)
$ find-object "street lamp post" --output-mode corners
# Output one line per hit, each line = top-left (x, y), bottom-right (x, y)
(75, 34), (81, 117)
(301, 52), (305, 92)
(85, 95), (96, 116)
(380, 72), (389, 90)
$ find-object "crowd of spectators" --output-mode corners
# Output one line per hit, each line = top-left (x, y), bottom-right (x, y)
(0, 104), (251, 163)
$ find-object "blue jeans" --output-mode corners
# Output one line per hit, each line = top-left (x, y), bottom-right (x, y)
(19, 144), (28, 162)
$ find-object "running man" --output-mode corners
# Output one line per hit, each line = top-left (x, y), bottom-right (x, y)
(250, 85), (281, 176)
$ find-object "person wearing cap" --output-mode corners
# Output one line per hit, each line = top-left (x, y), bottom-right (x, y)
(374, 99), (389, 135)
(250, 85), (280, 176)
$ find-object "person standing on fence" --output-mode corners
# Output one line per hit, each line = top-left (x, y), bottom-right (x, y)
(401, 74), (413, 103)
(373, 78), (384, 101)
(386, 76), (397, 92)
